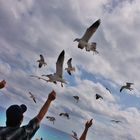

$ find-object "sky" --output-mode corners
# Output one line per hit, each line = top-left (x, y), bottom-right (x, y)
(0, 0), (140, 140)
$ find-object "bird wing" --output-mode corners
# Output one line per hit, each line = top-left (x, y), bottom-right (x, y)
(56, 50), (65, 77)
(67, 70), (71, 75)
(81, 19), (101, 42)
(33, 98), (36, 103)
(59, 113), (63, 116)
(120, 86), (124, 92)
(111, 120), (121, 123)
(72, 131), (77, 137)
(38, 63), (42, 68)
(30, 75), (48, 82)
(126, 82), (134, 87)
(29, 92), (33, 96)
(46, 116), (52, 119)
(30, 75), (40, 78)
(96, 94), (103, 99)
(106, 87), (111, 93)
(40, 54), (44, 61)
(67, 58), (72, 68)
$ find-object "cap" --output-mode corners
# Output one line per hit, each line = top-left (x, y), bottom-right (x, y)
(6, 104), (27, 126)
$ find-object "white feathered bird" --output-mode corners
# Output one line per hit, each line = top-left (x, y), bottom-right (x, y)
(74, 19), (100, 54)
(29, 92), (36, 103)
(71, 131), (78, 140)
(46, 116), (56, 124)
(37, 54), (47, 68)
(65, 58), (75, 75)
(120, 82), (134, 92)
(42, 50), (67, 87)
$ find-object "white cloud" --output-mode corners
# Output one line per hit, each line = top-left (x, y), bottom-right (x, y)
(0, 0), (140, 139)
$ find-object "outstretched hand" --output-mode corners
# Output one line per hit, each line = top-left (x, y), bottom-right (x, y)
(85, 119), (93, 129)
(48, 90), (56, 101)
(0, 80), (6, 89)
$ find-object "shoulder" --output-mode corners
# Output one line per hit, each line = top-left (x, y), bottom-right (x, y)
(0, 126), (25, 139)
(24, 117), (40, 132)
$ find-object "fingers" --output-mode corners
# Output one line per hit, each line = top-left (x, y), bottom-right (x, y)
(90, 119), (93, 123)
(48, 90), (56, 101)
(85, 118), (93, 128)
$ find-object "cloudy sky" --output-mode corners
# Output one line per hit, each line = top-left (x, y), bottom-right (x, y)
(0, 0), (140, 139)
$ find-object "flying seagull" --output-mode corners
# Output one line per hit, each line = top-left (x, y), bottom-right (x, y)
(71, 131), (78, 140)
(59, 112), (70, 119)
(65, 58), (75, 75)
(46, 116), (56, 124)
(73, 96), (79, 103)
(120, 82), (134, 92)
(37, 54), (47, 68)
(74, 19), (100, 54)
(29, 92), (36, 103)
(106, 87), (111, 94)
(111, 120), (121, 123)
(42, 50), (67, 87)
(95, 94), (103, 100)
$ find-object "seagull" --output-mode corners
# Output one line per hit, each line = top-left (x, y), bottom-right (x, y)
(111, 120), (121, 123)
(120, 82), (134, 92)
(59, 112), (70, 119)
(46, 116), (56, 124)
(95, 94), (103, 100)
(74, 19), (100, 54)
(42, 50), (67, 87)
(29, 92), (36, 103)
(37, 54), (47, 68)
(71, 131), (78, 140)
(106, 87), (111, 94)
(73, 96), (79, 103)
(65, 58), (75, 75)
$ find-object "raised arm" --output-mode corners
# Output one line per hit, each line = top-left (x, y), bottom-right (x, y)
(79, 119), (93, 140)
(36, 90), (56, 122)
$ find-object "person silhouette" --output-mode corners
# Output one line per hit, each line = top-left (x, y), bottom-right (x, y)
(0, 90), (56, 140)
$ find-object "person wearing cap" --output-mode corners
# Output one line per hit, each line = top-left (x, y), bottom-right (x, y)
(0, 90), (56, 140)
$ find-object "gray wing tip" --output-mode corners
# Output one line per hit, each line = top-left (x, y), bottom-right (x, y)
(61, 50), (65, 54)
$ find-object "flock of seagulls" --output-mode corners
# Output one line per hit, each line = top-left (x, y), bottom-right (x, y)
(23, 18), (135, 138)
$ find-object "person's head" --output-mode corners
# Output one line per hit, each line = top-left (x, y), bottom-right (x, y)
(0, 80), (6, 89)
(6, 104), (27, 127)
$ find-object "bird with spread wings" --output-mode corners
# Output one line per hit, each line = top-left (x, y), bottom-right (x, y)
(74, 19), (101, 54)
